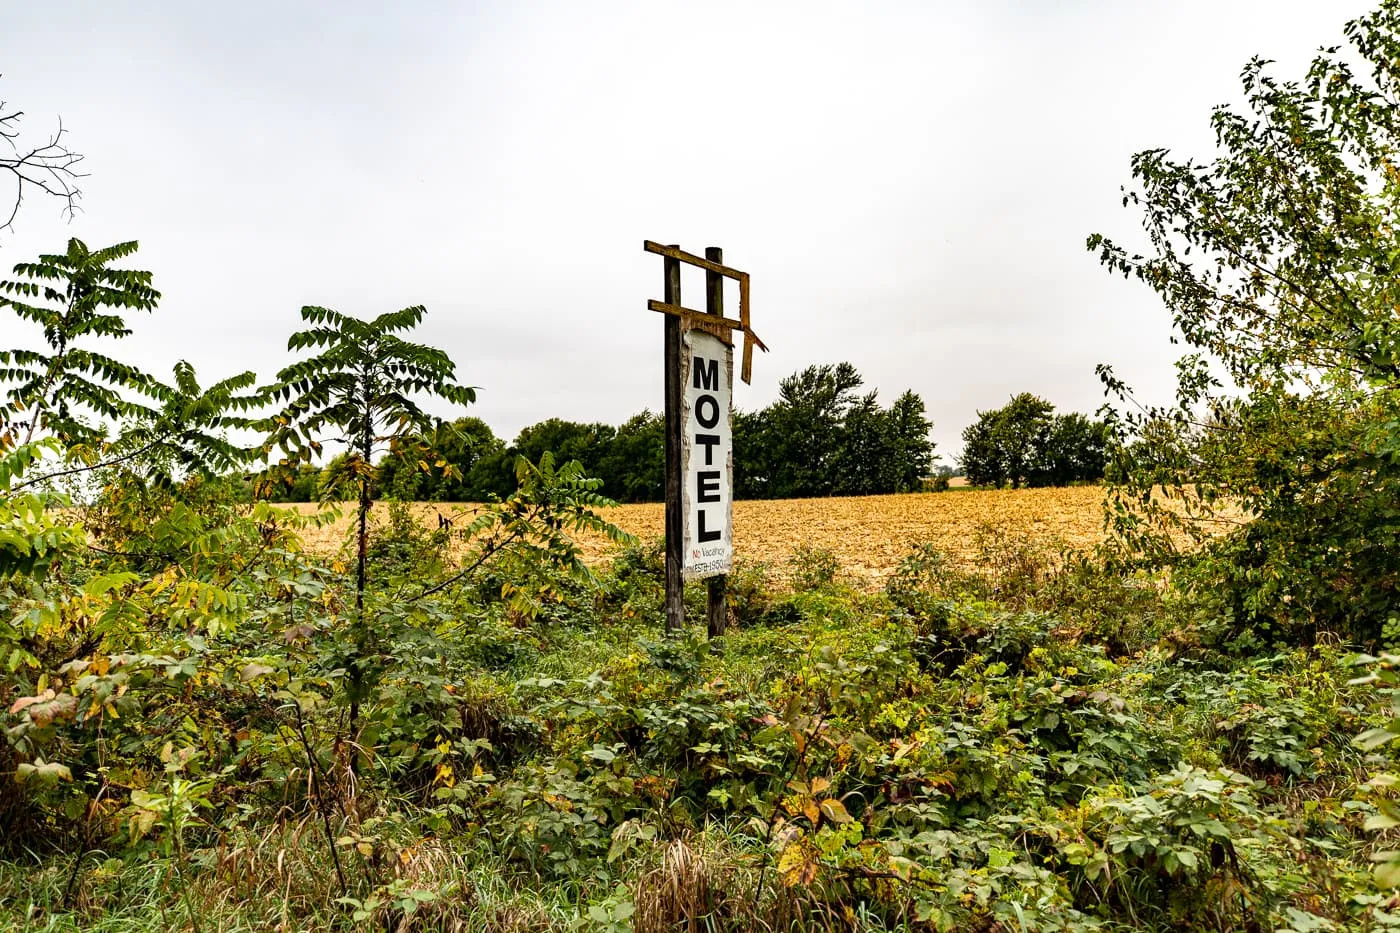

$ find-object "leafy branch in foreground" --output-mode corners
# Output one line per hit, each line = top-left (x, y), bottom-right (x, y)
(1088, 0), (1400, 645)
(413, 452), (638, 610)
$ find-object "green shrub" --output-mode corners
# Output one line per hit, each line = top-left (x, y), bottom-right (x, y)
(786, 545), (841, 592)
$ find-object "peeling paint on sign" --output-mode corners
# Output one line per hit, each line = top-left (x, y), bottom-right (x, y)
(680, 329), (733, 579)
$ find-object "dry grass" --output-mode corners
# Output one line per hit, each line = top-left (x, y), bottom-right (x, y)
(287, 486), (1113, 588)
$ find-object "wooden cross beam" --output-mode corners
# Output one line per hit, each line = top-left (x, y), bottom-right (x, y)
(643, 240), (768, 383)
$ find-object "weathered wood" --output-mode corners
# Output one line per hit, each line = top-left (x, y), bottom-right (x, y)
(737, 275), (768, 385)
(647, 237), (764, 636)
(647, 299), (745, 334)
(705, 246), (729, 639)
(644, 240), (745, 280)
(663, 246), (685, 635)
(740, 274), (755, 385)
(644, 240), (766, 385)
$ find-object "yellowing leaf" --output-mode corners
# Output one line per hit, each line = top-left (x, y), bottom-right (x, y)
(16, 759), (72, 785)
(240, 662), (275, 683)
(777, 840), (819, 887)
(819, 798), (853, 824)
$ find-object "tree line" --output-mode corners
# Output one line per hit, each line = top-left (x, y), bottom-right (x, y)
(252, 361), (945, 503)
(253, 369), (1115, 504)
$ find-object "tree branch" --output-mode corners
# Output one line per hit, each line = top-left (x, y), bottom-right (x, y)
(0, 88), (86, 234)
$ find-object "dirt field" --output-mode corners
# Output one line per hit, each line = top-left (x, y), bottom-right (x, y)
(290, 485), (1110, 587)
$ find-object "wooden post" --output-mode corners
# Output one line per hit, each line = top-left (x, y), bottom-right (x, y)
(704, 246), (728, 638)
(663, 246), (684, 635)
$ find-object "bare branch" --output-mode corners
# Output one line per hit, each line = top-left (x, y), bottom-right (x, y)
(0, 80), (87, 235)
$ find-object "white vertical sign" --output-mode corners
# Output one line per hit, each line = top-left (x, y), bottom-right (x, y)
(680, 329), (733, 579)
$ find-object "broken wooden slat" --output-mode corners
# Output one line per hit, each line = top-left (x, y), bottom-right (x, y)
(644, 241), (746, 280)
(647, 299), (745, 332)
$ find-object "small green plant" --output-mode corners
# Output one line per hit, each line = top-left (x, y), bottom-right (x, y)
(573, 885), (636, 932)
(786, 545), (841, 592)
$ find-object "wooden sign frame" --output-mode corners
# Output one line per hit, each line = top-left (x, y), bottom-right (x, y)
(644, 240), (767, 636)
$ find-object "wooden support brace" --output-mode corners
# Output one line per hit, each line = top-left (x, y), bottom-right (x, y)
(645, 239), (768, 384)
(644, 241), (746, 280)
(647, 299), (745, 334)
(737, 275), (767, 384)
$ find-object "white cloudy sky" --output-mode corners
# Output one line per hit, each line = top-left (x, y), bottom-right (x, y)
(0, 0), (1377, 463)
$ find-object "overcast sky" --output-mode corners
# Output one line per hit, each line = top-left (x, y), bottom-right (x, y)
(1, 0), (1377, 463)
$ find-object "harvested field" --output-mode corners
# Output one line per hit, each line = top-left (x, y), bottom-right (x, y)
(289, 485), (1112, 588)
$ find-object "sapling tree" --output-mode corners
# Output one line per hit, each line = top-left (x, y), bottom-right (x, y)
(0, 238), (159, 454)
(10, 361), (260, 499)
(262, 304), (474, 732)
(117, 361), (261, 484)
(0, 239), (260, 495)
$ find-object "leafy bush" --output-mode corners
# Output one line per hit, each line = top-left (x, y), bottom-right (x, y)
(786, 545), (842, 592)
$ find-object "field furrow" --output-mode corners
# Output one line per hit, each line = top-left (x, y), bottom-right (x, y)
(291, 485), (1111, 586)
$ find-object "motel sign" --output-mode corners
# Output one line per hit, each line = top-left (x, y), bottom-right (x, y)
(643, 241), (766, 635)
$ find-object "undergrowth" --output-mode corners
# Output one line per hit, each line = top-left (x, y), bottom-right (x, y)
(3, 489), (1399, 932)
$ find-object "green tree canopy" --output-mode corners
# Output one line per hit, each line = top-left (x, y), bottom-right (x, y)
(596, 409), (664, 503)
(376, 416), (503, 501)
(960, 393), (1107, 489)
(736, 363), (935, 499)
(1088, 1), (1400, 644)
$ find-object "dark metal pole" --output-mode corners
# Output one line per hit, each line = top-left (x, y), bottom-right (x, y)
(704, 246), (728, 638)
(663, 246), (684, 635)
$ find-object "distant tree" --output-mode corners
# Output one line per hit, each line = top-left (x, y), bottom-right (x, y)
(733, 407), (776, 499)
(253, 462), (321, 502)
(885, 389), (935, 492)
(961, 393), (1053, 489)
(995, 393), (1055, 489)
(961, 394), (1105, 488)
(463, 444), (518, 502)
(512, 418), (615, 472)
(460, 418), (618, 504)
(446, 417), (505, 499)
(1034, 412), (1109, 488)
(596, 410), (663, 502)
(376, 416), (502, 501)
(735, 364), (934, 499)
(832, 391), (888, 496)
(959, 414), (1004, 488)
(766, 362), (863, 498)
